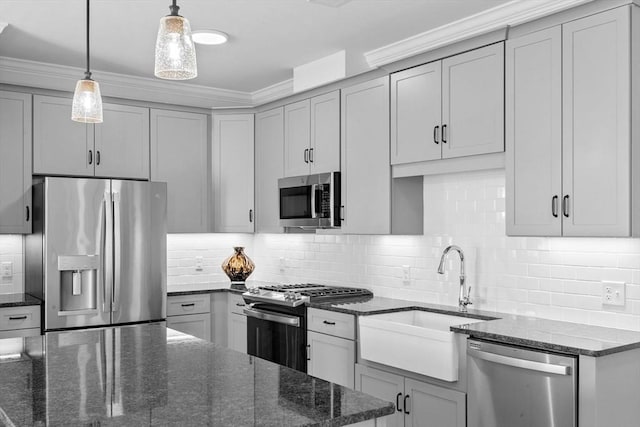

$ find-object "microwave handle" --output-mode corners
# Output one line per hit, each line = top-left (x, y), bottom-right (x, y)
(310, 184), (318, 218)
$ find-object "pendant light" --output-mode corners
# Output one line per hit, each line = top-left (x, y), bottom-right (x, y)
(71, 0), (103, 123)
(154, 0), (197, 80)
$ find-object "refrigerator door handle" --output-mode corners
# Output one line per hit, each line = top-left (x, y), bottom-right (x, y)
(102, 192), (113, 313)
(112, 191), (121, 313)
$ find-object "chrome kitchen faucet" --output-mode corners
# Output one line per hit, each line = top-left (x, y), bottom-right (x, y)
(437, 245), (472, 312)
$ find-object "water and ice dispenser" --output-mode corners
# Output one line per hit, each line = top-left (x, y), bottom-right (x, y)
(57, 255), (99, 312)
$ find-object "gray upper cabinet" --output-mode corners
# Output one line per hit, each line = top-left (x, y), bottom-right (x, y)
(150, 109), (209, 233)
(391, 43), (504, 165)
(212, 114), (255, 233)
(284, 90), (340, 177)
(562, 7), (632, 237)
(0, 91), (32, 234)
(506, 27), (562, 236)
(507, 6), (635, 237)
(94, 103), (149, 179)
(391, 62), (442, 164)
(33, 95), (150, 179)
(33, 95), (94, 177)
(341, 77), (391, 234)
(255, 107), (284, 233)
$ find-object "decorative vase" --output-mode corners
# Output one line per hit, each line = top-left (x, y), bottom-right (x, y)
(221, 247), (255, 290)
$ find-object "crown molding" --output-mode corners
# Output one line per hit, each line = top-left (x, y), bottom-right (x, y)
(251, 78), (294, 107)
(364, 0), (595, 68)
(0, 56), (253, 109)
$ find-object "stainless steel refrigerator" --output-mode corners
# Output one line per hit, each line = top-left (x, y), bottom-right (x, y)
(26, 177), (167, 331)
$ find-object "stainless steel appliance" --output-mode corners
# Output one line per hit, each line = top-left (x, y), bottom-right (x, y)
(467, 339), (577, 427)
(278, 172), (340, 228)
(26, 177), (167, 331)
(242, 283), (372, 372)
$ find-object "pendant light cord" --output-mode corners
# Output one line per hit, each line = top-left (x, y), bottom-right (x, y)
(85, 0), (91, 80)
(169, 0), (180, 16)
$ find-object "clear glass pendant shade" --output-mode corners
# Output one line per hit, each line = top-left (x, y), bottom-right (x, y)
(71, 78), (103, 123)
(155, 15), (197, 80)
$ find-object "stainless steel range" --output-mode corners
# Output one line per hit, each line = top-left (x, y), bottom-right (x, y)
(242, 284), (372, 372)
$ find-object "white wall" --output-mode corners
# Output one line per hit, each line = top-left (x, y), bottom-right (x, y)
(0, 235), (23, 294)
(167, 169), (640, 332)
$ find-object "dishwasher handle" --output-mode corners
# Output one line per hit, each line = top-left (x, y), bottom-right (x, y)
(468, 347), (571, 376)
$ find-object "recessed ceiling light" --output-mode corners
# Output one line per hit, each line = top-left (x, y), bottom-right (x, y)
(192, 30), (229, 45)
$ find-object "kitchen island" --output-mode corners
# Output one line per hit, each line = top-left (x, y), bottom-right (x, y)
(0, 323), (394, 426)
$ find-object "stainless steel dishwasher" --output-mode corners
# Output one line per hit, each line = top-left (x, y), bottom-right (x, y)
(467, 338), (577, 427)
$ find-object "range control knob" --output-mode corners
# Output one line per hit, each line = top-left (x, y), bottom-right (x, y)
(293, 293), (302, 300)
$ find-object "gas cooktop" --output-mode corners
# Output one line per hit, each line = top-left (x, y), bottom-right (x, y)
(242, 283), (373, 307)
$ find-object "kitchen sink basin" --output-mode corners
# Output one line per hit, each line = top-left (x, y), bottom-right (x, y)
(358, 310), (486, 381)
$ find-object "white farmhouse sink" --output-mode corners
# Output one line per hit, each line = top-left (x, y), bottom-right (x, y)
(358, 310), (486, 381)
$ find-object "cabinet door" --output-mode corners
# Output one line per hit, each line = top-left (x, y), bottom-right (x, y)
(0, 91), (32, 234)
(506, 27), (562, 236)
(404, 378), (465, 427)
(33, 95), (94, 176)
(341, 76), (391, 234)
(212, 114), (255, 233)
(94, 103), (149, 179)
(255, 108), (284, 233)
(228, 312), (247, 353)
(307, 331), (355, 388)
(167, 313), (211, 341)
(355, 364), (404, 427)
(284, 99), (311, 177)
(150, 109), (208, 233)
(442, 43), (504, 159)
(562, 7), (630, 236)
(310, 91), (340, 174)
(391, 62), (442, 164)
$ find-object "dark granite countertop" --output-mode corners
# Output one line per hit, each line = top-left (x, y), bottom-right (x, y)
(312, 295), (640, 357)
(0, 322), (394, 426)
(0, 293), (42, 308)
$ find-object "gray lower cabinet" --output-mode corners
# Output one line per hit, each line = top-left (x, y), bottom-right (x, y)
(0, 306), (41, 339)
(166, 294), (211, 341)
(227, 294), (247, 353)
(355, 363), (465, 427)
(0, 91), (32, 234)
(150, 109), (209, 233)
(306, 308), (356, 388)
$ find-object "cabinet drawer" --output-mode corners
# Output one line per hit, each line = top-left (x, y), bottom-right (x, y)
(167, 294), (210, 316)
(307, 308), (355, 340)
(228, 293), (248, 315)
(0, 306), (40, 331)
(0, 328), (41, 339)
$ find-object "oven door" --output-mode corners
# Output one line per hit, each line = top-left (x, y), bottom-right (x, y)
(244, 303), (307, 372)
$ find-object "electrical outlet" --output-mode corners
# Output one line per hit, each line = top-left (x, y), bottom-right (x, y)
(602, 281), (625, 307)
(195, 256), (203, 271)
(1, 262), (12, 278)
(402, 265), (411, 282)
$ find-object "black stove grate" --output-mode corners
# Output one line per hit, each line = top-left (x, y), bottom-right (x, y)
(257, 283), (372, 302)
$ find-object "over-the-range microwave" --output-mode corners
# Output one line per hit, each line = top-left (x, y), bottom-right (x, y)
(278, 172), (341, 229)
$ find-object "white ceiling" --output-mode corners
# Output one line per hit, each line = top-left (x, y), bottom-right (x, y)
(0, 0), (512, 95)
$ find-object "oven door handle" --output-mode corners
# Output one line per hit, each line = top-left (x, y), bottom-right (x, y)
(243, 307), (301, 327)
